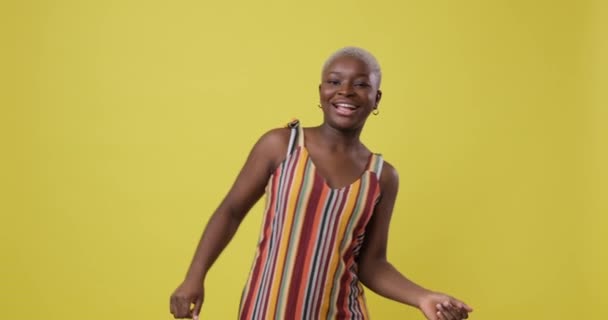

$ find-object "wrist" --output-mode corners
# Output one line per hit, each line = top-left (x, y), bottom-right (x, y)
(185, 268), (206, 284)
(413, 289), (435, 309)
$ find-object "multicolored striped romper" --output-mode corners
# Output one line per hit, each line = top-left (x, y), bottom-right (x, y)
(239, 120), (384, 320)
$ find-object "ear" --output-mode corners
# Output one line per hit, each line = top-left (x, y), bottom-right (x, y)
(374, 90), (382, 108)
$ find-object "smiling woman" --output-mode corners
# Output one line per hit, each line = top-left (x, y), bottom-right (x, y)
(320, 49), (382, 130)
(170, 47), (473, 320)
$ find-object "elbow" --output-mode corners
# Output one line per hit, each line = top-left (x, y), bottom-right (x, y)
(223, 201), (248, 225)
(358, 256), (388, 288)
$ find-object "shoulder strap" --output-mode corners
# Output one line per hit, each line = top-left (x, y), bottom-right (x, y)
(367, 154), (384, 180)
(286, 119), (303, 156)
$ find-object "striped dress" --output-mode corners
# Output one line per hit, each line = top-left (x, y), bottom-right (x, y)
(239, 120), (384, 320)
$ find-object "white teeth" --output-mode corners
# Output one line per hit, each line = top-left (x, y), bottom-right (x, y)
(335, 103), (356, 109)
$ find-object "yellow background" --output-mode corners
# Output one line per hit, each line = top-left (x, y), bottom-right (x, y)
(1, 0), (606, 319)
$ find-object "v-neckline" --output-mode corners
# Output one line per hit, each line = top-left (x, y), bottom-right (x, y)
(300, 128), (374, 191)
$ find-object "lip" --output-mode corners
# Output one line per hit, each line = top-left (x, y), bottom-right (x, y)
(331, 100), (359, 108)
(331, 101), (359, 116)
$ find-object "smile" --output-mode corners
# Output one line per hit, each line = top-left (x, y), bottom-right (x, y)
(332, 102), (358, 116)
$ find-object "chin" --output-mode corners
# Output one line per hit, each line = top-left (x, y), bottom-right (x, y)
(326, 115), (367, 131)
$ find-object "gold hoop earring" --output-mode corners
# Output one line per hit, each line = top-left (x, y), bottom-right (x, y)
(373, 109), (379, 115)
(318, 104), (322, 109)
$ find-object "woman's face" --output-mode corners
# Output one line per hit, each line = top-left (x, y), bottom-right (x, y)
(319, 56), (381, 130)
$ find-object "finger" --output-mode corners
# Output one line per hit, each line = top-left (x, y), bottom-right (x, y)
(176, 298), (192, 318)
(435, 304), (448, 320)
(437, 303), (455, 320)
(191, 298), (203, 320)
(170, 296), (186, 318)
(442, 301), (460, 320)
(450, 299), (472, 319)
(436, 310), (447, 320)
(451, 304), (468, 320)
(170, 296), (176, 316)
(455, 305), (469, 319)
(452, 298), (474, 312)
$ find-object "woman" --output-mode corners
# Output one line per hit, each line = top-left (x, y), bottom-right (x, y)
(170, 47), (473, 320)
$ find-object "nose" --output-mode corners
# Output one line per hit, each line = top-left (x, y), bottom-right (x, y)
(337, 82), (355, 96)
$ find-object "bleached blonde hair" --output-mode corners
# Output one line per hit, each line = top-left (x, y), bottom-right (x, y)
(321, 46), (382, 87)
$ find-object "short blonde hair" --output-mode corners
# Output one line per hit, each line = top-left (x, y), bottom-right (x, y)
(322, 46), (382, 87)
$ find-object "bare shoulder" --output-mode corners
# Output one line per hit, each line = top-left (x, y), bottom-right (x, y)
(254, 126), (292, 170)
(260, 126), (291, 143)
(256, 127), (291, 153)
(379, 160), (399, 191)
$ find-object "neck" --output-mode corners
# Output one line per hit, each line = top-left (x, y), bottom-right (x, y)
(314, 122), (364, 151)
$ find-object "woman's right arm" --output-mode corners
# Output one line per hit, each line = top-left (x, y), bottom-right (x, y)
(170, 128), (289, 319)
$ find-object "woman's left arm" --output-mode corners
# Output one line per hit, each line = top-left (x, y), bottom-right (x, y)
(357, 162), (473, 320)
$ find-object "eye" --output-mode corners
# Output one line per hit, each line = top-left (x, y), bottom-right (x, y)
(326, 79), (340, 86)
(354, 82), (370, 88)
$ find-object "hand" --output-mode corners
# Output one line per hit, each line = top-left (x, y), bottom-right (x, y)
(418, 291), (473, 320)
(170, 280), (204, 319)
